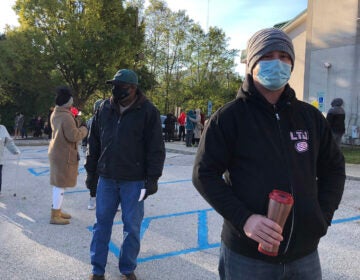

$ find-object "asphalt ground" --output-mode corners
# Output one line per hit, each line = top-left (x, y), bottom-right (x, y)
(0, 142), (359, 280)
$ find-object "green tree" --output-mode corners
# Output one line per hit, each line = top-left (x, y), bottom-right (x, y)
(0, 29), (62, 131)
(168, 24), (240, 113)
(144, 1), (240, 115)
(13, 0), (146, 107)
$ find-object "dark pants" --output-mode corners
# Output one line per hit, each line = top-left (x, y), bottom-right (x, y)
(164, 129), (174, 142)
(0, 165), (2, 192)
(178, 125), (185, 141)
(186, 130), (193, 147)
(21, 127), (27, 138)
(219, 242), (322, 280)
(332, 132), (343, 147)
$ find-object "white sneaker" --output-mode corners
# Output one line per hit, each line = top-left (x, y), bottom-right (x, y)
(88, 197), (96, 210)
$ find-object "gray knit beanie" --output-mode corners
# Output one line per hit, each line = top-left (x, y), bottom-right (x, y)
(246, 28), (295, 74)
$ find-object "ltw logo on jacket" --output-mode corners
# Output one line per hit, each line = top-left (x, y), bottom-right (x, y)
(290, 130), (309, 153)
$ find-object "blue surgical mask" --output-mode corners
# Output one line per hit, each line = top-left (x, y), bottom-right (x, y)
(255, 59), (291, 91)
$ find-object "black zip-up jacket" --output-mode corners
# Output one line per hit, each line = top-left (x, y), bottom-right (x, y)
(192, 75), (345, 263)
(85, 90), (165, 181)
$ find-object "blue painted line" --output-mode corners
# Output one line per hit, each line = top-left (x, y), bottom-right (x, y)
(28, 167), (49, 176)
(65, 189), (89, 194)
(332, 215), (360, 224)
(140, 218), (151, 240)
(28, 166), (85, 177)
(198, 210), (209, 247)
(89, 208), (218, 262)
(158, 179), (191, 185)
(85, 209), (360, 264)
(137, 243), (220, 263)
(113, 208), (213, 225)
(109, 240), (120, 258)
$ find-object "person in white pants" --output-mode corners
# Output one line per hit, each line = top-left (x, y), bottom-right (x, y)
(48, 86), (88, 225)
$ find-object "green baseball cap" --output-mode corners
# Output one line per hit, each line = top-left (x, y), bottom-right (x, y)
(106, 69), (138, 85)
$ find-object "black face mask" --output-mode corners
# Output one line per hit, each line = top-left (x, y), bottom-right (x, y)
(112, 85), (130, 103)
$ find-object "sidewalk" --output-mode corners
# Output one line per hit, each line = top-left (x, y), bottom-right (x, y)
(13, 138), (360, 181)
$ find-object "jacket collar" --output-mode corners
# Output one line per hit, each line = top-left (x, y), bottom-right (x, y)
(54, 106), (72, 113)
(109, 89), (147, 114)
(237, 74), (296, 111)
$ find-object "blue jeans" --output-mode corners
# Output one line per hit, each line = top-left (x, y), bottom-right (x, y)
(219, 242), (322, 280)
(90, 177), (144, 275)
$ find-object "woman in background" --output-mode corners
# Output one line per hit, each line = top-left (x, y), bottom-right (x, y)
(48, 86), (87, 225)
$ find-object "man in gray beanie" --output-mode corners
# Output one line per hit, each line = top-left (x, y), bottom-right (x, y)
(193, 28), (345, 279)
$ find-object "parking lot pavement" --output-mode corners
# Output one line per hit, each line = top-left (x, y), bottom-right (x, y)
(0, 144), (359, 279)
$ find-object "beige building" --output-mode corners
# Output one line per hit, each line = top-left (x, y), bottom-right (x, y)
(242, 0), (360, 143)
(284, 0), (360, 143)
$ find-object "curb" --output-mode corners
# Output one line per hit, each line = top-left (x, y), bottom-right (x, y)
(16, 142), (49, 146)
(346, 176), (360, 181)
(166, 148), (197, 155)
(14, 139), (49, 146)
(13, 141), (360, 181)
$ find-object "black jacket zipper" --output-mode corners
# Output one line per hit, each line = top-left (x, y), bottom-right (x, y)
(273, 104), (295, 255)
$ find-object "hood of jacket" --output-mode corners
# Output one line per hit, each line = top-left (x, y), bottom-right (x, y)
(237, 74), (297, 112)
(331, 98), (343, 107)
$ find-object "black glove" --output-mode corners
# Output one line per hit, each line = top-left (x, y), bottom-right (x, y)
(142, 177), (159, 200)
(80, 120), (87, 128)
(85, 172), (99, 190)
(76, 117), (87, 128)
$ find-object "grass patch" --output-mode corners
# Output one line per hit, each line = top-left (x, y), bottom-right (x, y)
(341, 146), (360, 164)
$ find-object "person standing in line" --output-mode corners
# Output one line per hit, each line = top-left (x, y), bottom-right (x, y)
(0, 120), (21, 197)
(326, 98), (345, 147)
(164, 112), (176, 142)
(14, 112), (24, 139)
(82, 99), (103, 210)
(20, 114), (28, 139)
(185, 109), (196, 147)
(85, 69), (165, 280)
(192, 108), (203, 147)
(192, 28), (345, 280)
(48, 86), (88, 225)
(177, 109), (186, 141)
(33, 116), (44, 138)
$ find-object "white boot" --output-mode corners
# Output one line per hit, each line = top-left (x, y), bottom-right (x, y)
(88, 197), (96, 210)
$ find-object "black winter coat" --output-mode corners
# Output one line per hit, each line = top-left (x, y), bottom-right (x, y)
(192, 75), (345, 263)
(85, 91), (165, 181)
(326, 103), (345, 134)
